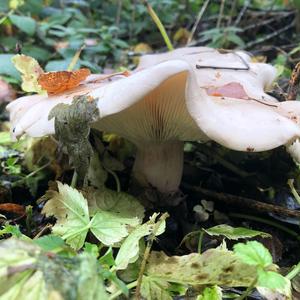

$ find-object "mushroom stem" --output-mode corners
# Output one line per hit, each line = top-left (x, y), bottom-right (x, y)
(133, 141), (184, 193)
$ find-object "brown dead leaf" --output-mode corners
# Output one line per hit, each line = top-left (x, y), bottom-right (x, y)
(0, 203), (25, 216)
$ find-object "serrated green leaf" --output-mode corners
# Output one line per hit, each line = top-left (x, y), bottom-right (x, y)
(87, 188), (144, 220)
(141, 275), (172, 300)
(115, 217), (165, 270)
(90, 210), (138, 246)
(204, 225), (271, 240)
(42, 182), (142, 249)
(257, 268), (289, 291)
(233, 241), (273, 268)
(33, 235), (65, 251)
(42, 182), (90, 250)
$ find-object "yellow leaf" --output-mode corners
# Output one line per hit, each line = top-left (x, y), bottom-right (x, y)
(12, 54), (46, 94)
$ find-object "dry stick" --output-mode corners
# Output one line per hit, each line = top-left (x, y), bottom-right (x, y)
(234, 0), (249, 26)
(134, 213), (169, 300)
(242, 11), (294, 31)
(287, 62), (300, 100)
(216, 0), (225, 28)
(186, 0), (210, 45)
(182, 184), (300, 219)
(227, 0), (237, 26)
(243, 22), (295, 49)
(114, 0), (123, 38)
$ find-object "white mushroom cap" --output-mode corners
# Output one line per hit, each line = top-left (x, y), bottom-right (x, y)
(7, 47), (300, 192)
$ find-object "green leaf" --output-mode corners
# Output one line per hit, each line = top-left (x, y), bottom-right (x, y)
(0, 239), (109, 299)
(83, 242), (99, 257)
(0, 132), (12, 145)
(257, 268), (289, 291)
(12, 54), (45, 94)
(115, 215), (166, 270)
(233, 241), (273, 268)
(204, 225), (271, 240)
(141, 275), (172, 300)
(0, 54), (20, 80)
(146, 249), (257, 287)
(98, 247), (115, 268)
(9, 14), (36, 36)
(42, 182), (142, 249)
(197, 286), (222, 300)
(90, 210), (139, 246)
(33, 235), (65, 251)
(42, 182), (90, 250)
(87, 188), (144, 220)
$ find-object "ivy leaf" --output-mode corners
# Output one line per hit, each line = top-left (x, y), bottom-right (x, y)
(233, 241), (273, 268)
(204, 225), (271, 240)
(11, 54), (45, 94)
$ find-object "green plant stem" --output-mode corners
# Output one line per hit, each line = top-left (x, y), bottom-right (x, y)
(286, 262), (300, 280)
(11, 161), (51, 188)
(71, 171), (78, 188)
(287, 179), (300, 205)
(229, 213), (300, 242)
(105, 168), (121, 192)
(0, 9), (13, 25)
(67, 44), (85, 71)
(109, 280), (138, 300)
(197, 230), (204, 254)
(135, 213), (169, 300)
(235, 277), (257, 300)
(144, 0), (174, 51)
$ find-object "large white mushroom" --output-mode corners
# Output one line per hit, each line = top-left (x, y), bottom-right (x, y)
(7, 47), (300, 193)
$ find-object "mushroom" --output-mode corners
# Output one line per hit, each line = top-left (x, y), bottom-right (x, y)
(7, 47), (300, 194)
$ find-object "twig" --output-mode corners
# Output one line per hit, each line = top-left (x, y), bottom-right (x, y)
(287, 63), (300, 100)
(234, 0), (249, 26)
(135, 213), (169, 300)
(183, 184), (300, 219)
(33, 223), (52, 239)
(115, 0), (122, 31)
(236, 277), (257, 300)
(198, 144), (252, 178)
(186, 0), (210, 45)
(216, 0), (225, 28)
(229, 213), (300, 242)
(243, 22), (295, 49)
(227, 0), (237, 26)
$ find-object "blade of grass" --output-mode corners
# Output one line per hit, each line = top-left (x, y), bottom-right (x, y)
(144, 1), (174, 51)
